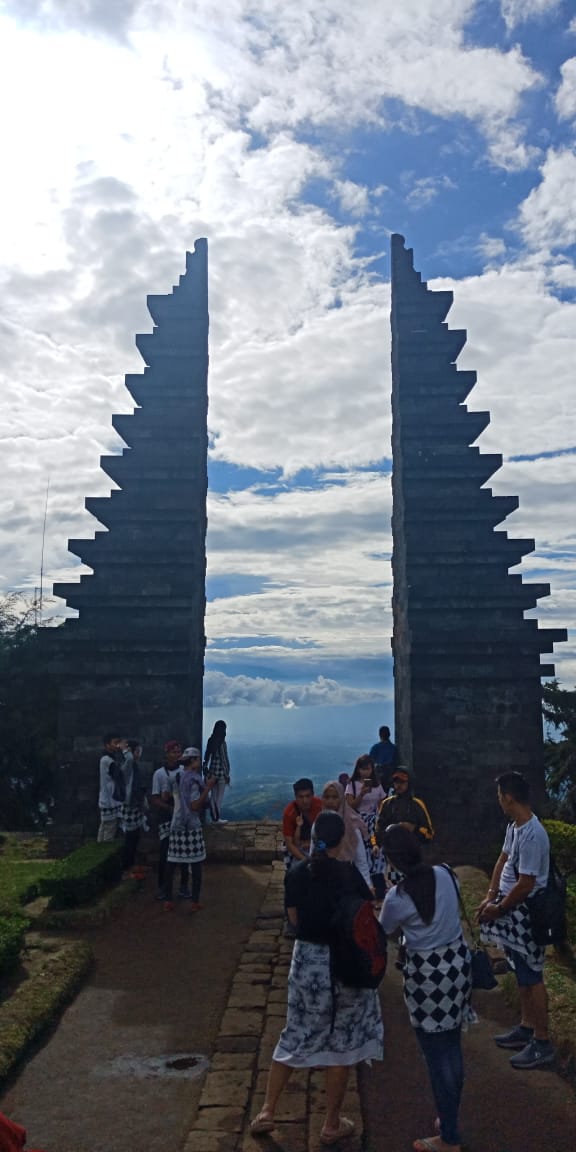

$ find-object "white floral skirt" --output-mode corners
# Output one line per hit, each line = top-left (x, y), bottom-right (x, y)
(273, 940), (384, 1068)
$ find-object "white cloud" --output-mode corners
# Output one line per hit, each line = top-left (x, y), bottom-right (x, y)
(501, 0), (562, 30)
(205, 473), (392, 661)
(0, 0), (574, 699)
(333, 180), (370, 217)
(406, 175), (457, 208)
(204, 670), (389, 708)
(555, 56), (576, 120)
(517, 147), (576, 248)
(477, 233), (507, 261)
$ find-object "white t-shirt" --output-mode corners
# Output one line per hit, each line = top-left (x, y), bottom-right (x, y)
(345, 781), (387, 816)
(380, 865), (462, 950)
(98, 754), (121, 811)
(151, 766), (178, 797)
(500, 815), (549, 897)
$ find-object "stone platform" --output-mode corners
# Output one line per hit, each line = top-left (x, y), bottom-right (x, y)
(203, 820), (285, 865)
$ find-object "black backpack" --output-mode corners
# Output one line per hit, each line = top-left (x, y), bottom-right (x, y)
(527, 855), (567, 946)
(330, 890), (388, 989)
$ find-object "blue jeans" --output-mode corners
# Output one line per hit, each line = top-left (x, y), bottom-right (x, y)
(414, 1026), (463, 1146)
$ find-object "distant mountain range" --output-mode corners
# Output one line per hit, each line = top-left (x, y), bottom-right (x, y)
(222, 743), (361, 820)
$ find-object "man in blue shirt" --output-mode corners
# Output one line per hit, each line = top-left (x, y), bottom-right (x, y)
(369, 726), (397, 788)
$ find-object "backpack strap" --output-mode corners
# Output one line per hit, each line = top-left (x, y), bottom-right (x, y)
(440, 863), (476, 940)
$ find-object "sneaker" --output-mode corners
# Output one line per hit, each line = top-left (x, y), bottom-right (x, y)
(155, 891), (167, 901)
(163, 901), (175, 912)
(178, 889), (192, 899)
(494, 1024), (534, 1049)
(510, 1038), (555, 1070)
(190, 902), (203, 912)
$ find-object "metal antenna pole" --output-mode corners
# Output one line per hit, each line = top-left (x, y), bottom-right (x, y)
(39, 476), (51, 626)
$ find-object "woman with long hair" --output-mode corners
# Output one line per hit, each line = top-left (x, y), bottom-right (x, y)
(203, 719), (230, 825)
(250, 811), (383, 1145)
(345, 755), (387, 897)
(321, 780), (372, 889)
(379, 825), (473, 1152)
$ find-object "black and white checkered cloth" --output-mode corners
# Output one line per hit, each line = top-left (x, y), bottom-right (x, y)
(158, 820), (171, 841)
(403, 938), (473, 1033)
(479, 898), (544, 972)
(99, 805), (120, 822)
(167, 825), (206, 864)
(119, 804), (146, 833)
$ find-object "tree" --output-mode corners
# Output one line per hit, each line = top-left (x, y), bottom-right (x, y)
(542, 680), (576, 824)
(0, 594), (59, 829)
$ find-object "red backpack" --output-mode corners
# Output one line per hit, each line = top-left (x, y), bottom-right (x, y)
(330, 890), (388, 989)
(0, 1113), (46, 1152)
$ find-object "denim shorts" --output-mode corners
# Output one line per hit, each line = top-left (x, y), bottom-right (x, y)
(504, 947), (543, 987)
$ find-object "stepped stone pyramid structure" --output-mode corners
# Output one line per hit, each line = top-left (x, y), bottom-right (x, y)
(52, 240), (209, 831)
(390, 235), (566, 862)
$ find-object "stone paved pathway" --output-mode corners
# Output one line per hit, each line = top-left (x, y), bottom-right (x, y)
(2, 828), (576, 1152)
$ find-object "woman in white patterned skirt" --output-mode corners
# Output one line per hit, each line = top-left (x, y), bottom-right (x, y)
(250, 811), (383, 1147)
(162, 748), (215, 912)
(380, 825), (473, 1152)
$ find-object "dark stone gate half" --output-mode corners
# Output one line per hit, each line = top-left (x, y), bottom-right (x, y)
(390, 235), (566, 863)
(51, 240), (208, 833)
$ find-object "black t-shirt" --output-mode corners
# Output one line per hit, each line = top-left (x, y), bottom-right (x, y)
(285, 858), (371, 944)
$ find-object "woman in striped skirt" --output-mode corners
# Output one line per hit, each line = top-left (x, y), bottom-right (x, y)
(163, 748), (216, 912)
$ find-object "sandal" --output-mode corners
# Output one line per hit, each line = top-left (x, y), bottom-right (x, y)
(250, 1113), (275, 1135)
(320, 1117), (355, 1145)
(413, 1139), (461, 1152)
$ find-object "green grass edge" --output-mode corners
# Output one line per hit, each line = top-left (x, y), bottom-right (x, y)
(457, 867), (576, 1071)
(0, 941), (93, 1086)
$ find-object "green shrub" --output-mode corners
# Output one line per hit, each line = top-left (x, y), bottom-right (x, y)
(39, 841), (122, 909)
(543, 819), (576, 875)
(0, 861), (53, 916)
(0, 915), (26, 979)
(0, 941), (93, 1084)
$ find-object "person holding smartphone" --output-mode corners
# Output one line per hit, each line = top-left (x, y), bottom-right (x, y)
(345, 755), (387, 898)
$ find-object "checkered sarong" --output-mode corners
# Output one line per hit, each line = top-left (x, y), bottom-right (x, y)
(479, 897), (545, 972)
(158, 820), (171, 841)
(99, 805), (120, 822)
(403, 937), (472, 1033)
(119, 804), (146, 833)
(167, 824), (206, 864)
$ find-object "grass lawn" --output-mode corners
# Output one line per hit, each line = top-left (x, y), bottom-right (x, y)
(0, 859), (53, 917)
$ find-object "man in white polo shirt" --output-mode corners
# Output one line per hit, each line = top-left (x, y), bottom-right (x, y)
(478, 771), (553, 1070)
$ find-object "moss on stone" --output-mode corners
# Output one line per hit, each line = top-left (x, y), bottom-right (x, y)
(0, 940), (92, 1085)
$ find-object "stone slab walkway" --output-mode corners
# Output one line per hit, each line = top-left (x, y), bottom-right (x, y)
(2, 828), (576, 1152)
(184, 860), (364, 1152)
(183, 859), (576, 1152)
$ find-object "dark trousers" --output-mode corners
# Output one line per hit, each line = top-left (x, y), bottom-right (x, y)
(165, 861), (202, 903)
(122, 829), (140, 872)
(157, 836), (169, 892)
(414, 1026), (463, 1147)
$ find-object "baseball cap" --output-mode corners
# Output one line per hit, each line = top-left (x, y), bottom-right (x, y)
(164, 739), (183, 754)
(182, 746), (201, 759)
(392, 768), (410, 781)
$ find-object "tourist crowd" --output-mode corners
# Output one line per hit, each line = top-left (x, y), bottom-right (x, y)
(96, 722), (555, 1152)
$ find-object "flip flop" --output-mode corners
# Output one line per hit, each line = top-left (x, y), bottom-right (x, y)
(320, 1117), (355, 1145)
(413, 1140), (461, 1152)
(250, 1114), (275, 1135)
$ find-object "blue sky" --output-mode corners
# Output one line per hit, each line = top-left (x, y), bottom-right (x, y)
(0, 0), (575, 746)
